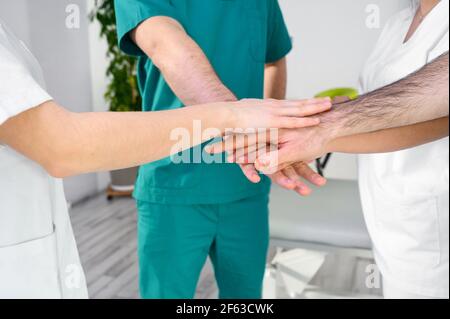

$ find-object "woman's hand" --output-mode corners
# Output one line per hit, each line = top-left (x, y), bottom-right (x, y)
(224, 98), (332, 130)
(205, 97), (332, 160)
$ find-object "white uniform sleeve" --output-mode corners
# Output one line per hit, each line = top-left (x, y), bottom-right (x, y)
(0, 42), (52, 126)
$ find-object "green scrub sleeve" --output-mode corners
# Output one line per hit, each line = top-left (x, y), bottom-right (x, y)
(114, 0), (180, 57)
(266, 0), (293, 63)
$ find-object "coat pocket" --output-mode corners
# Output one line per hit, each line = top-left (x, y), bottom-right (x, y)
(0, 230), (61, 299)
(374, 198), (441, 269)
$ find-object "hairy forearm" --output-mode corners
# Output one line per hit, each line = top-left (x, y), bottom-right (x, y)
(132, 16), (236, 105)
(0, 101), (231, 178)
(264, 58), (287, 99)
(322, 53), (449, 140)
(329, 117), (449, 154)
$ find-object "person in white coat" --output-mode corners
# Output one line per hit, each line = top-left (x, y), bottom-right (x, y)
(0, 18), (330, 298)
(357, 0), (449, 299)
(219, 0), (449, 299)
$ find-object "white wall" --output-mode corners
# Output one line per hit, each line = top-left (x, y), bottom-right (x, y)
(279, 0), (410, 180)
(0, 0), (30, 44)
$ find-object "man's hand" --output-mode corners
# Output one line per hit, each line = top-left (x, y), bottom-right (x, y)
(237, 160), (327, 195)
(269, 162), (327, 195)
(208, 124), (333, 175)
(255, 125), (334, 174)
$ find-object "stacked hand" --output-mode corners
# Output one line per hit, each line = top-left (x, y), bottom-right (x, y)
(207, 97), (335, 195)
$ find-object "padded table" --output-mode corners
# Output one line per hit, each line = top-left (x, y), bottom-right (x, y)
(269, 179), (372, 250)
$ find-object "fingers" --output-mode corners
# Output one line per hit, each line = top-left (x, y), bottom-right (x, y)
(269, 162), (324, 196)
(234, 144), (273, 164)
(277, 98), (332, 117)
(293, 162), (327, 187)
(282, 166), (312, 196)
(269, 97), (330, 108)
(255, 149), (285, 174)
(205, 132), (273, 155)
(277, 117), (321, 129)
(208, 98), (332, 153)
(272, 98), (332, 129)
(270, 170), (297, 190)
(239, 164), (261, 184)
(332, 96), (351, 104)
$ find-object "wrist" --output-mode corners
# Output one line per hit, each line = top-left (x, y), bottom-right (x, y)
(318, 100), (356, 141)
(311, 124), (335, 156)
(214, 102), (237, 132)
(215, 96), (239, 132)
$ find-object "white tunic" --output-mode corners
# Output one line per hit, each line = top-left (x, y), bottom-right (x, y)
(358, 0), (449, 298)
(0, 20), (87, 299)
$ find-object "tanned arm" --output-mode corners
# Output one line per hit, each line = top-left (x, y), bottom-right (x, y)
(329, 117), (448, 154)
(264, 58), (288, 100)
(224, 53), (449, 171)
(131, 16), (236, 105)
(323, 53), (449, 140)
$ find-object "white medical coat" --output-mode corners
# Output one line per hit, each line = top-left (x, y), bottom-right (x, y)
(0, 20), (88, 299)
(358, 0), (449, 298)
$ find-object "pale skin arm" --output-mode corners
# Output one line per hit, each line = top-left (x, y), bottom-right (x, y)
(1, 17), (327, 181)
(0, 99), (322, 178)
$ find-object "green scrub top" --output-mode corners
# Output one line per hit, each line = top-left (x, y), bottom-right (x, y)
(115, 0), (292, 205)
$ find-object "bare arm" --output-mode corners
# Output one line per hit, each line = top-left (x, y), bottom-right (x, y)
(0, 99), (319, 178)
(323, 53), (449, 140)
(0, 101), (231, 178)
(131, 16), (236, 105)
(223, 53), (449, 171)
(264, 58), (287, 100)
(330, 117), (448, 154)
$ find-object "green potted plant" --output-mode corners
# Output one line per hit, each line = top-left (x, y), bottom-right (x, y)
(90, 0), (142, 198)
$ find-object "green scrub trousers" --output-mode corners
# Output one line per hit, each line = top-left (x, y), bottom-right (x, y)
(115, 0), (292, 299)
(137, 195), (269, 299)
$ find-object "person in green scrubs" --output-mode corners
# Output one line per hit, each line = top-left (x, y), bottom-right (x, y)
(115, 0), (292, 299)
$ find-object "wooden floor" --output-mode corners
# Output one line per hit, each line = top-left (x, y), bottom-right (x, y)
(70, 194), (382, 299)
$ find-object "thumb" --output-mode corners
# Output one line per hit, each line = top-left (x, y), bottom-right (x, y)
(256, 148), (292, 174)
